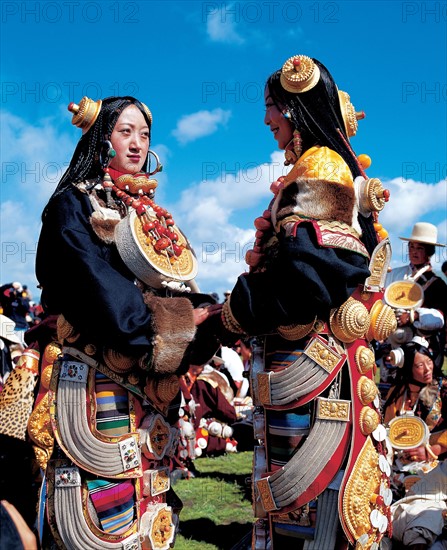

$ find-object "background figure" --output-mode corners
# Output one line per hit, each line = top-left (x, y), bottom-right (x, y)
(384, 222), (447, 371)
(383, 339), (446, 497)
(183, 364), (238, 458)
(0, 314), (23, 390)
(0, 282), (31, 344)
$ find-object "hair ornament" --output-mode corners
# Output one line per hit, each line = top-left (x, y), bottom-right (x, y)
(142, 103), (153, 125)
(68, 97), (153, 133)
(280, 55), (321, 93)
(68, 97), (102, 133)
(338, 90), (365, 138)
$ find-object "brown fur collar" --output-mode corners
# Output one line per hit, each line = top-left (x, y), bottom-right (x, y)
(271, 178), (360, 234)
(143, 292), (196, 374)
(88, 192), (122, 244)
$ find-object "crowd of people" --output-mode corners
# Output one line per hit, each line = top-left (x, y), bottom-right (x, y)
(0, 53), (446, 550)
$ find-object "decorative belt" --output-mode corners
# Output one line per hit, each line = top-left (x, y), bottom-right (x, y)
(49, 359), (142, 478)
(49, 462), (140, 550)
(255, 397), (351, 512)
(256, 336), (346, 409)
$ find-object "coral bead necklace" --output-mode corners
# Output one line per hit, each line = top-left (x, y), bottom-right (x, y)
(102, 167), (185, 260)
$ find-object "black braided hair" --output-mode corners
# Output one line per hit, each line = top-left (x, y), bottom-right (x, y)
(266, 60), (378, 255)
(43, 96), (152, 218)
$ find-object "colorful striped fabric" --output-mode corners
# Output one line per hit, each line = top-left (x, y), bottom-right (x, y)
(264, 336), (312, 469)
(86, 478), (135, 534)
(94, 372), (130, 436)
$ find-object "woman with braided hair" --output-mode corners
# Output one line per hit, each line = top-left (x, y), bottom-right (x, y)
(219, 56), (396, 549)
(23, 96), (222, 548)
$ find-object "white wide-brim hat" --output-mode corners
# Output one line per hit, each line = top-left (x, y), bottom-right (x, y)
(400, 222), (446, 247)
(0, 314), (22, 344)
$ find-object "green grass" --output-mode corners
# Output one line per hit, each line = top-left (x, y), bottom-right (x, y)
(173, 452), (253, 549)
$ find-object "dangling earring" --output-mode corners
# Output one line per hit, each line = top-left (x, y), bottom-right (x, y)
(99, 140), (116, 170)
(98, 140), (116, 206)
(293, 130), (302, 158)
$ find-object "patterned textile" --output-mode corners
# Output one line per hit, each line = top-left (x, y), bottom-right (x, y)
(265, 337), (311, 469)
(86, 478), (135, 534)
(95, 371), (130, 436)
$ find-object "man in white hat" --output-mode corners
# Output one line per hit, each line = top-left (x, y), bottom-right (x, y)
(385, 222), (447, 368)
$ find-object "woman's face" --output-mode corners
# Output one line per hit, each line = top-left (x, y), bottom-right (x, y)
(264, 85), (294, 150)
(412, 351), (434, 385)
(109, 105), (150, 174)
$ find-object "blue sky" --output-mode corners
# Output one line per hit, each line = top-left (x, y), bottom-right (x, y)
(1, 1), (446, 301)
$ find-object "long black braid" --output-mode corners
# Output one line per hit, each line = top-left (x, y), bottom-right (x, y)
(266, 59), (378, 255)
(43, 96), (152, 219)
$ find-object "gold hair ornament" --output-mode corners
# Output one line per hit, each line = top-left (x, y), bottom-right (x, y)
(68, 97), (102, 133)
(338, 90), (365, 138)
(68, 97), (153, 133)
(280, 55), (321, 93)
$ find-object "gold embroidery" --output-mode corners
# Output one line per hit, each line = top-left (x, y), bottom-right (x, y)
(277, 319), (315, 341)
(256, 477), (278, 512)
(316, 398), (350, 421)
(28, 393), (54, 471)
(364, 238), (391, 292)
(359, 407), (380, 435)
(355, 346), (375, 374)
(305, 338), (342, 373)
(342, 438), (381, 542)
(257, 372), (272, 406)
(357, 377), (378, 406)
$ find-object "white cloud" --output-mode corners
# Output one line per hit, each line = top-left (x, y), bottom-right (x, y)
(172, 109), (231, 145)
(170, 151), (288, 293)
(0, 111), (77, 295)
(206, 4), (244, 44)
(379, 177), (446, 233)
(1, 110), (76, 202)
(375, 177), (447, 269)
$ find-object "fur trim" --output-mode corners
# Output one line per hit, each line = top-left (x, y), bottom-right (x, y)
(276, 178), (356, 225)
(143, 292), (196, 374)
(88, 193), (121, 244)
(273, 178), (357, 228)
(90, 213), (120, 244)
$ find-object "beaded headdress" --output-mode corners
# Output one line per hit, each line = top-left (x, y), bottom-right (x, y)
(68, 96), (153, 134)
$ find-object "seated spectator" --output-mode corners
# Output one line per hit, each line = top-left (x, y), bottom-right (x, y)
(390, 460), (447, 550)
(384, 338), (447, 499)
(184, 364), (238, 457)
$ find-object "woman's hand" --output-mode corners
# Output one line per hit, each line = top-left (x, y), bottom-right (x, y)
(193, 304), (223, 326)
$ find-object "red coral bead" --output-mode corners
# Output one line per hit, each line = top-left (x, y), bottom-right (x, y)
(166, 219), (175, 226)
(154, 237), (170, 251)
(172, 244), (183, 256)
(143, 222), (155, 232)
